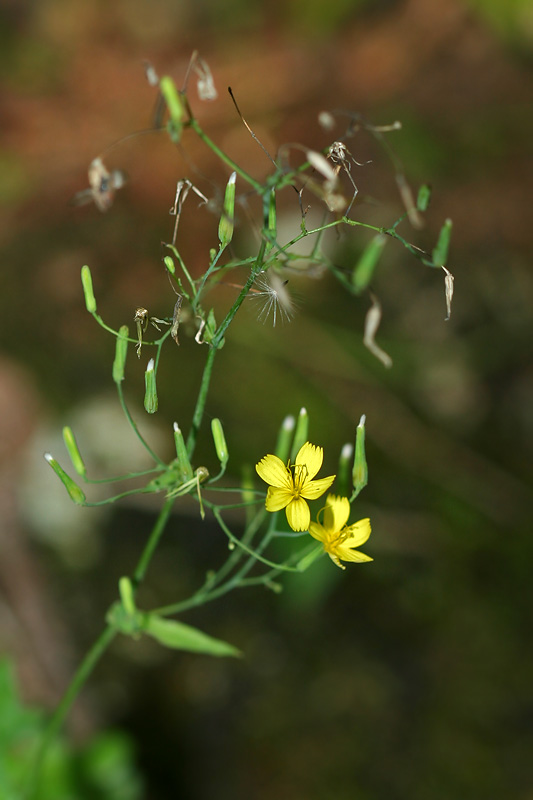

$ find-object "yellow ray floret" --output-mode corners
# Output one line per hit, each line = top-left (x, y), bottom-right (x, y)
(256, 442), (335, 531)
(308, 494), (372, 569)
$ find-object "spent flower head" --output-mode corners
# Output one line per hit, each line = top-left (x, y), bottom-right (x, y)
(252, 272), (295, 326)
(256, 441), (335, 531)
(309, 494), (372, 569)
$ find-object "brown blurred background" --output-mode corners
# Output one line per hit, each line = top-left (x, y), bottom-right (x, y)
(1, 0), (532, 797)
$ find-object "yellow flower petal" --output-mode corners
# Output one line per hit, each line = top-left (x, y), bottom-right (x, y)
(286, 497), (311, 531)
(343, 518), (371, 547)
(322, 495), (350, 532)
(335, 546), (373, 564)
(300, 474), (335, 500)
(308, 521), (327, 543)
(265, 486), (293, 512)
(295, 442), (323, 480)
(256, 454), (291, 489)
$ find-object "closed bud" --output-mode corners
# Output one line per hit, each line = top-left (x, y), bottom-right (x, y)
(290, 407), (309, 462)
(275, 414), (295, 463)
(81, 265), (97, 313)
(416, 184), (432, 212)
(352, 234), (386, 294)
(112, 325), (129, 384)
(211, 418), (228, 467)
(352, 414), (368, 494)
(62, 426), (86, 477)
(119, 576), (136, 616)
(160, 76), (185, 124)
(268, 188), (276, 237)
(164, 255), (175, 275)
(218, 172), (236, 248)
(44, 453), (86, 505)
(173, 423), (193, 481)
(144, 358), (158, 414)
(432, 218), (453, 267)
(337, 442), (354, 498)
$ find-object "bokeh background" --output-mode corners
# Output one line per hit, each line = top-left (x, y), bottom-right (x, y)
(1, 0), (533, 797)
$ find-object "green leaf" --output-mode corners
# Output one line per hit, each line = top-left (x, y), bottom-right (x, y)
(143, 615), (241, 658)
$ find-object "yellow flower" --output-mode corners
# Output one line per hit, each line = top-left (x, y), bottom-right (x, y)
(256, 442), (335, 531)
(309, 494), (372, 569)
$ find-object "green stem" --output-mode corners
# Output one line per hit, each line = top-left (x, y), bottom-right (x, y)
(189, 118), (263, 192)
(25, 626), (116, 799)
(117, 383), (166, 467)
(132, 495), (176, 586)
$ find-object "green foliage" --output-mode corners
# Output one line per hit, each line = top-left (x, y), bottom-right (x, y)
(0, 660), (142, 800)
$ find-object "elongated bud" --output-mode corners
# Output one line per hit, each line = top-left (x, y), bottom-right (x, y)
(352, 414), (368, 494)
(416, 184), (432, 212)
(275, 414), (295, 463)
(119, 577), (136, 615)
(218, 171), (236, 248)
(352, 234), (386, 294)
(164, 255), (175, 275)
(81, 265), (97, 313)
(211, 418), (228, 467)
(173, 423), (193, 481)
(290, 407), (309, 462)
(160, 76), (185, 124)
(44, 453), (86, 505)
(62, 426), (86, 477)
(144, 358), (158, 414)
(112, 325), (129, 384)
(337, 442), (354, 497)
(432, 218), (453, 267)
(268, 188), (276, 238)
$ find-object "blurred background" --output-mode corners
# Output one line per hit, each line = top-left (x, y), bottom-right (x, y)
(1, 0), (532, 797)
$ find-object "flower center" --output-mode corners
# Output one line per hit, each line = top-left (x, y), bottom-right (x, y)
(291, 463), (308, 497)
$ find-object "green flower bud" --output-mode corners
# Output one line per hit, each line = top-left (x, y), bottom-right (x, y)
(62, 426), (86, 477)
(416, 184), (432, 212)
(81, 265), (97, 313)
(352, 414), (368, 494)
(173, 423), (193, 481)
(118, 577), (136, 616)
(159, 76), (185, 123)
(337, 442), (354, 498)
(112, 325), (129, 384)
(211, 418), (228, 467)
(144, 358), (158, 414)
(432, 218), (453, 267)
(218, 171), (236, 248)
(268, 188), (276, 239)
(275, 414), (295, 463)
(164, 255), (175, 275)
(44, 453), (86, 505)
(290, 407), (309, 462)
(352, 234), (386, 294)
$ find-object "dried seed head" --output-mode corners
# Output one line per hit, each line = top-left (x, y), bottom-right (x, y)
(252, 272), (295, 327)
(194, 57), (218, 101)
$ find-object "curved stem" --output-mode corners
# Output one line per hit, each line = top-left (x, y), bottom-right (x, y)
(25, 626), (116, 799)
